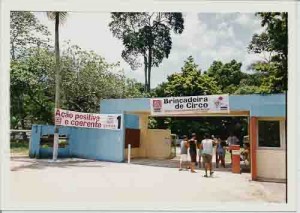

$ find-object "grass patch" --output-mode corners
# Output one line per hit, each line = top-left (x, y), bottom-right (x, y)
(11, 140), (29, 155)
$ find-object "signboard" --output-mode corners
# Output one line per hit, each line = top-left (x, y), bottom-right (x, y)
(232, 150), (241, 155)
(150, 94), (229, 115)
(55, 108), (122, 130)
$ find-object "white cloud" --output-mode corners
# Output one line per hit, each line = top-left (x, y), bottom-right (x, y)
(234, 13), (252, 25)
(217, 24), (235, 40)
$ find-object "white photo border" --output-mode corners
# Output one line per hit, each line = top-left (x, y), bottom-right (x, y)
(0, 0), (297, 211)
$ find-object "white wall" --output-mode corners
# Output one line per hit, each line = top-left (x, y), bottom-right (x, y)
(256, 149), (286, 180)
(256, 119), (286, 181)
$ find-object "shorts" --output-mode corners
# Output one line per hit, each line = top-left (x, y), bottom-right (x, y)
(190, 153), (197, 163)
(202, 153), (212, 164)
(217, 152), (225, 158)
(180, 154), (188, 162)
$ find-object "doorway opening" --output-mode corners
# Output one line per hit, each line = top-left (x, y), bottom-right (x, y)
(124, 111), (251, 174)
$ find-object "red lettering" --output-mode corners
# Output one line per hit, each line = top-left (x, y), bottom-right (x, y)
(55, 109), (60, 116)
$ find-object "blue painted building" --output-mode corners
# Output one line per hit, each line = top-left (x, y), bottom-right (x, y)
(30, 94), (286, 181)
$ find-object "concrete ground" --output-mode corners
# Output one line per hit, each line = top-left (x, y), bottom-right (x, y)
(6, 153), (286, 210)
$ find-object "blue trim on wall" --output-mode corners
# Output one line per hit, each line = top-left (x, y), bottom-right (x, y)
(124, 114), (140, 129)
(250, 103), (286, 117)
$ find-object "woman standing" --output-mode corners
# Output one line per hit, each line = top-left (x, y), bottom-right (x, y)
(188, 133), (197, 173)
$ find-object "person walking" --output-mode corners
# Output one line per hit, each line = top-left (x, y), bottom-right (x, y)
(201, 133), (215, 177)
(188, 133), (197, 173)
(216, 136), (226, 168)
(179, 135), (189, 171)
(197, 138), (203, 168)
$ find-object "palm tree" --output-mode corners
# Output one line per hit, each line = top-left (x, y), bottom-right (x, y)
(47, 11), (67, 160)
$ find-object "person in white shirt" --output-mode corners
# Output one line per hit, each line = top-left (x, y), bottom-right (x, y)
(227, 132), (239, 146)
(200, 133), (215, 177)
(179, 135), (189, 171)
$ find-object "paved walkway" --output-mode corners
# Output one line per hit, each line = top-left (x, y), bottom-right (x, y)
(5, 156), (286, 210)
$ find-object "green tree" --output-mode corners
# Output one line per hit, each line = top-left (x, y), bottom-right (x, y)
(207, 60), (246, 94)
(150, 56), (232, 138)
(60, 44), (144, 113)
(109, 12), (184, 92)
(11, 48), (56, 129)
(10, 11), (51, 60)
(47, 11), (68, 159)
(155, 56), (221, 97)
(10, 12), (51, 137)
(10, 43), (144, 130)
(248, 12), (287, 93)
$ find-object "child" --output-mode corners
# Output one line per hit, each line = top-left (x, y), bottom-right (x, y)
(179, 135), (189, 171)
(216, 137), (226, 168)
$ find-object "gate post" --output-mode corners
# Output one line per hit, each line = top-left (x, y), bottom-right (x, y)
(250, 117), (257, 180)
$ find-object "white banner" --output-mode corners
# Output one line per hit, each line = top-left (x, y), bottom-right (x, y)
(150, 94), (229, 115)
(54, 108), (122, 130)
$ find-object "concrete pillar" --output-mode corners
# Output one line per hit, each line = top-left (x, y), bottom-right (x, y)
(139, 114), (149, 158)
(250, 117), (257, 180)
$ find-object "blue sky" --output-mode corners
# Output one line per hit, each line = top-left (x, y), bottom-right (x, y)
(34, 12), (266, 88)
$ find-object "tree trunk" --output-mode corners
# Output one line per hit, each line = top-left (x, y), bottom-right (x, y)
(11, 43), (16, 60)
(54, 12), (61, 111)
(53, 12), (61, 160)
(144, 55), (148, 93)
(20, 118), (27, 141)
(17, 93), (27, 140)
(147, 48), (152, 92)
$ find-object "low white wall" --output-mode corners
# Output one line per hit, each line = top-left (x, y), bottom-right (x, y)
(256, 149), (286, 180)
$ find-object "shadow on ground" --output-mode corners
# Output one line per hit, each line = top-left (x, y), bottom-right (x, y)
(130, 158), (251, 173)
(10, 158), (105, 171)
(10, 156), (250, 174)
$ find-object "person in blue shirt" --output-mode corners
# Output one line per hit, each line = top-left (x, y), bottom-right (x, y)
(216, 136), (226, 168)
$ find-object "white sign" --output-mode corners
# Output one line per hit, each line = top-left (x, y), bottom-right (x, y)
(232, 150), (241, 155)
(55, 108), (122, 130)
(150, 94), (229, 115)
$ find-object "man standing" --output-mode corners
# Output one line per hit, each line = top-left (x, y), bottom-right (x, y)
(188, 133), (197, 173)
(197, 139), (203, 168)
(201, 133), (215, 177)
(179, 135), (189, 171)
(227, 132), (240, 163)
(227, 132), (239, 146)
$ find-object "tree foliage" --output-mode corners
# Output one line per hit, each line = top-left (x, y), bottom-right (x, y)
(10, 11), (51, 60)
(207, 60), (247, 94)
(153, 56), (221, 97)
(109, 12), (184, 92)
(10, 12), (144, 130)
(248, 12), (287, 93)
(11, 44), (144, 129)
